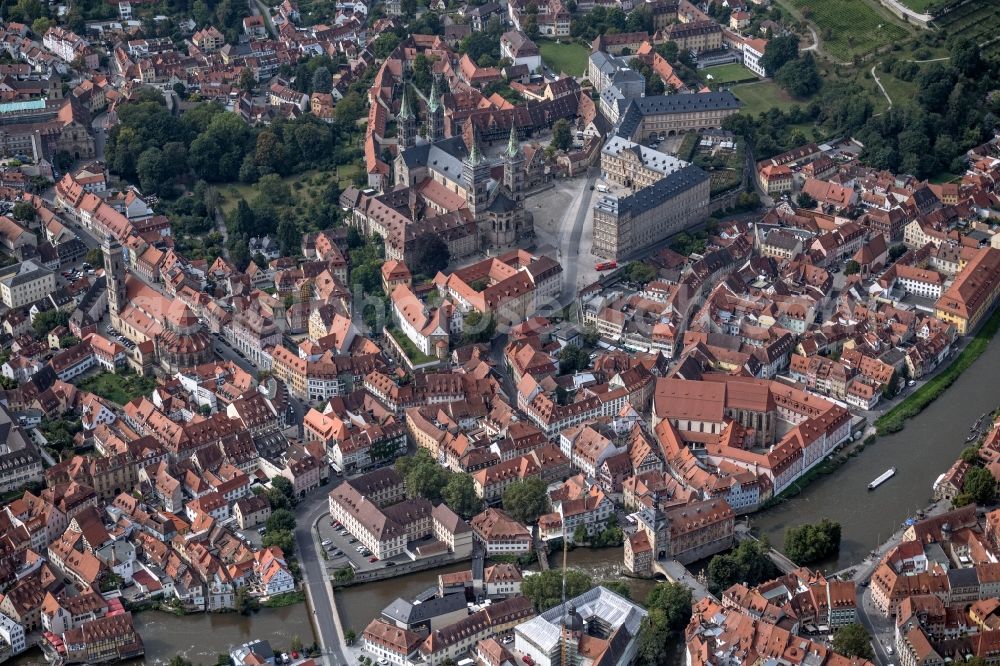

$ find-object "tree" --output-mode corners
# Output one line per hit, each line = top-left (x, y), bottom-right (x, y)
(844, 260), (860, 275)
(502, 477), (549, 524)
(266, 508), (297, 533)
(33, 309), (70, 338)
(573, 524), (589, 544)
(14, 0), (44, 23)
(796, 192), (817, 208)
(409, 232), (450, 278)
(961, 447), (980, 464)
(344, 629), (357, 645)
(239, 67), (256, 93)
(558, 345), (590, 375)
(137, 147), (169, 195)
(11, 202), (35, 222)
(235, 586), (259, 615)
(291, 635), (303, 653)
(888, 244), (907, 261)
(706, 540), (779, 596)
(761, 34), (799, 77)
(522, 569), (592, 611)
(551, 119), (573, 151)
(169, 657), (194, 666)
(601, 580), (631, 599)
(405, 460), (449, 502)
(784, 519), (841, 565)
(962, 466), (996, 506)
(656, 41), (679, 64)
(311, 66), (333, 94)
(271, 476), (296, 503)
(880, 368), (901, 400)
(441, 474), (482, 519)
(59, 335), (81, 348)
(776, 53), (821, 98)
(463, 310), (495, 344)
(277, 216), (300, 258)
(262, 529), (295, 555)
(336, 91), (364, 126)
(625, 261), (657, 285)
(646, 582), (693, 630)
(832, 624), (874, 660)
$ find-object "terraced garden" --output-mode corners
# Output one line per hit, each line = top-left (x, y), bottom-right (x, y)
(935, 0), (1000, 57)
(788, 0), (909, 62)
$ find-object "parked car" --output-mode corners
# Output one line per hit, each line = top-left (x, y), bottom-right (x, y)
(369, 556), (379, 563)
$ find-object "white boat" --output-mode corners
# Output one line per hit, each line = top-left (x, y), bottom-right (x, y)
(868, 467), (897, 490)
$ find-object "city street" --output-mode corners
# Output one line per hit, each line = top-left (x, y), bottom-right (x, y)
(295, 490), (352, 666)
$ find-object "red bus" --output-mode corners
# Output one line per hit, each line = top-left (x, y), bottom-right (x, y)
(595, 260), (618, 271)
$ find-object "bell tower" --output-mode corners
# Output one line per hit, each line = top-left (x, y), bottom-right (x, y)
(462, 130), (490, 219)
(427, 77), (444, 142)
(397, 84), (416, 149)
(103, 237), (127, 322)
(503, 124), (525, 201)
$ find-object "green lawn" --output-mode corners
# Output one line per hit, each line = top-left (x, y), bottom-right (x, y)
(78, 372), (157, 406)
(538, 40), (590, 77)
(387, 327), (437, 365)
(702, 63), (758, 84)
(218, 166), (360, 216)
(788, 0), (910, 61)
(731, 80), (806, 116)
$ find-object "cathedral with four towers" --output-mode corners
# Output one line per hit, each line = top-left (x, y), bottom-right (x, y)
(393, 79), (533, 250)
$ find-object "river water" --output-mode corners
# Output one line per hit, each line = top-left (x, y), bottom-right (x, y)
(13, 337), (995, 663)
(751, 334), (1000, 570)
(12, 605), (315, 666)
(334, 548), (655, 632)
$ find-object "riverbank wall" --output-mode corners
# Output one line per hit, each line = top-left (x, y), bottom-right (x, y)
(333, 550), (468, 587)
(876, 305), (1000, 436)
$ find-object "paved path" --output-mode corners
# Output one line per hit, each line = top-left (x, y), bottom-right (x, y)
(736, 529), (799, 575)
(871, 64), (893, 110)
(654, 559), (717, 602)
(295, 494), (351, 666)
(558, 168), (598, 306)
(802, 25), (820, 52)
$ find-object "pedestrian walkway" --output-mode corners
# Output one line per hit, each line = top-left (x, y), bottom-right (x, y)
(654, 559), (716, 602)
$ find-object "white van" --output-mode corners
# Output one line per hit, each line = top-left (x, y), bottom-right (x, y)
(596, 184), (609, 193)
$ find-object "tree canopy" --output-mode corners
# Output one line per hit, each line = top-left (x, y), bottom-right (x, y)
(522, 569), (592, 611)
(832, 623), (874, 660)
(502, 477), (549, 525)
(637, 582), (693, 666)
(410, 233), (450, 279)
(707, 540), (779, 596)
(784, 519), (841, 565)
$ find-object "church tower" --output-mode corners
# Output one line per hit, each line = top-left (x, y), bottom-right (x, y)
(427, 77), (444, 142)
(462, 130), (490, 219)
(102, 237), (126, 321)
(398, 84), (416, 149)
(503, 124), (525, 202)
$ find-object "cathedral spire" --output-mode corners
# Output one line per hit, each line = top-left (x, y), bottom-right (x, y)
(468, 127), (483, 165)
(428, 77), (439, 113)
(506, 123), (521, 158)
(399, 84), (413, 120)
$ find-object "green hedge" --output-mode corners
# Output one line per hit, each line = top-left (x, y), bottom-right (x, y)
(875, 305), (1000, 435)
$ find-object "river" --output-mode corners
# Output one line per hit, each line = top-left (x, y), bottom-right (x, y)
(334, 548), (656, 632)
(12, 605), (315, 666)
(751, 333), (1000, 570)
(14, 337), (994, 663)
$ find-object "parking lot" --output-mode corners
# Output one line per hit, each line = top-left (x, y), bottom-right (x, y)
(316, 515), (403, 575)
